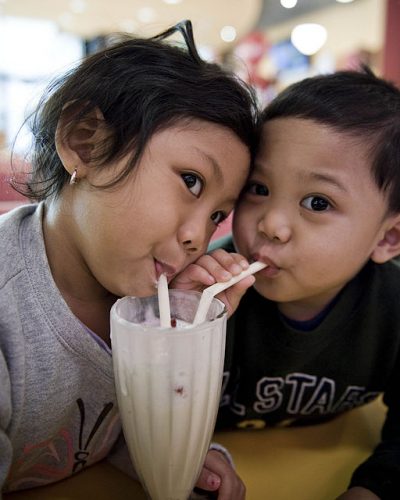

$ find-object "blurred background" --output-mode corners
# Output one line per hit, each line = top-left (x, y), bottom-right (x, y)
(0, 0), (399, 215)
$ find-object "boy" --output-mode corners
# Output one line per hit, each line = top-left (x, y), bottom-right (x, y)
(175, 67), (400, 499)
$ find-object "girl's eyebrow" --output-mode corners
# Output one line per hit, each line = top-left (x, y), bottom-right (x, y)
(194, 149), (224, 184)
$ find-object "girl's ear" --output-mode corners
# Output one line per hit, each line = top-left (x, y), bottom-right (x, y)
(371, 215), (400, 264)
(55, 104), (110, 177)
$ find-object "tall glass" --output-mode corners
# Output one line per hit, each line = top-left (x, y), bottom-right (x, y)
(110, 290), (227, 500)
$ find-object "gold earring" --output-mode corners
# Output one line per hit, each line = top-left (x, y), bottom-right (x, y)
(69, 168), (78, 185)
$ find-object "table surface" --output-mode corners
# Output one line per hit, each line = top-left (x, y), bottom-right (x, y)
(4, 398), (386, 500)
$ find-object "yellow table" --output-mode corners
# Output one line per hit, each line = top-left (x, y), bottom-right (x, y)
(4, 398), (386, 500)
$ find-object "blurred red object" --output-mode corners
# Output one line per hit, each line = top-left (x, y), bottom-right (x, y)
(211, 212), (233, 241)
(233, 31), (270, 89)
(0, 160), (28, 214)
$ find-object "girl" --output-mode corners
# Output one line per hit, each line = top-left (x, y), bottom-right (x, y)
(0, 21), (258, 498)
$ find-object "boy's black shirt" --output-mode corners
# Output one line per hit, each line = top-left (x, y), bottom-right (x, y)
(215, 237), (400, 498)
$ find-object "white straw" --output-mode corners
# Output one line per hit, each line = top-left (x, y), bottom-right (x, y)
(192, 261), (267, 325)
(157, 273), (171, 328)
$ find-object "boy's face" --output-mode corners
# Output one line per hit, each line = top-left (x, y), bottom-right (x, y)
(233, 117), (392, 320)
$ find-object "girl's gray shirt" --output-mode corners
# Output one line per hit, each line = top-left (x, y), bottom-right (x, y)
(0, 203), (130, 493)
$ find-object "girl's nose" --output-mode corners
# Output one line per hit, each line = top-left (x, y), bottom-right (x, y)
(178, 220), (207, 255)
(181, 238), (198, 254)
(257, 209), (292, 243)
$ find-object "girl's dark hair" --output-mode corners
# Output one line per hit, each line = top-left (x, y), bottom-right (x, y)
(19, 20), (259, 200)
(262, 67), (400, 214)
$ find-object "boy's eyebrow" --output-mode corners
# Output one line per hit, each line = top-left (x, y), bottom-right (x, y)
(307, 172), (348, 193)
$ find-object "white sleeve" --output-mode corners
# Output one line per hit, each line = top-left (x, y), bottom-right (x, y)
(209, 442), (235, 468)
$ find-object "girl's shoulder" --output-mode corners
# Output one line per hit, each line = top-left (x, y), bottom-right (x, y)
(0, 203), (38, 231)
(0, 203), (40, 287)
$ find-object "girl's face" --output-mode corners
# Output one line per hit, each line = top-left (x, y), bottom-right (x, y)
(52, 120), (250, 298)
(233, 118), (393, 321)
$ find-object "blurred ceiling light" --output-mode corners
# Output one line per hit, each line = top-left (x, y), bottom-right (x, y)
(220, 25), (237, 43)
(198, 45), (215, 62)
(280, 0), (297, 8)
(69, 0), (86, 14)
(59, 12), (73, 27)
(119, 19), (138, 33)
(291, 23), (327, 55)
(336, 0), (354, 3)
(137, 7), (156, 23)
(163, 0), (183, 4)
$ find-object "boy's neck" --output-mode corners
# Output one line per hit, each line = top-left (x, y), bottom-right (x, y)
(277, 285), (344, 322)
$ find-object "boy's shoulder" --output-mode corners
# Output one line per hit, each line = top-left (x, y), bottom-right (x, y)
(354, 259), (400, 308)
(375, 258), (400, 280)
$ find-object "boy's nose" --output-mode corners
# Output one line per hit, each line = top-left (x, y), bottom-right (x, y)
(257, 210), (291, 243)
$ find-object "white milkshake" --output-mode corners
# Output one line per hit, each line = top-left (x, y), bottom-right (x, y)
(111, 290), (227, 500)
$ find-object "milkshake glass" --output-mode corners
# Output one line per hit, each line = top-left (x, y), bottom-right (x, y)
(110, 290), (227, 500)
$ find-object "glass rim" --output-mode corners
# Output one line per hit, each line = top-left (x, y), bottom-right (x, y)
(111, 289), (226, 332)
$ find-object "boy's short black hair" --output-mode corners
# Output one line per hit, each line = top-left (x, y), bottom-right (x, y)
(19, 21), (259, 200)
(262, 67), (400, 214)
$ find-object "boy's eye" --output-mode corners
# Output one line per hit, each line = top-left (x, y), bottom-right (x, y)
(301, 195), (331, 211)
(182, 173), (203, 197)
(246, 182), (269, 196)
(211, 211), (227, 226)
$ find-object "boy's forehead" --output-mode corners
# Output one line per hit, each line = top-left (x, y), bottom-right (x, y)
(261, 117), (336, 143)
(258, 117), (370, 166)
(261, 117), (371, 149)
(254, 118), (381, 190)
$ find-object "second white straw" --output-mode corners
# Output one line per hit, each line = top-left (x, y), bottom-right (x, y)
(192, 261), (267, 325)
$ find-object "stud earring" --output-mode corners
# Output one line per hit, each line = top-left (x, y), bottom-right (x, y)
(69, 168), (78, 185)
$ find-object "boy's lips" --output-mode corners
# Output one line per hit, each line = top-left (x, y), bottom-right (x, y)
(252, 253), (280, 271)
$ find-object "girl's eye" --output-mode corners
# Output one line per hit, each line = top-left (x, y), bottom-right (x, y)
(211, 211), (227, 226)
(301, 195), (331, 211)
(182, 173), (203, 197)
(246, 182), (269, 196)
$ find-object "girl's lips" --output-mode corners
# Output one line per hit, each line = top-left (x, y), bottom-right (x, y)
(154, 259), (177, 280)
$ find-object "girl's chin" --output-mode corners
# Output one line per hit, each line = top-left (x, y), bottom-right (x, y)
(108, 271), (158, 298)
(123, 283), (157, 298)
